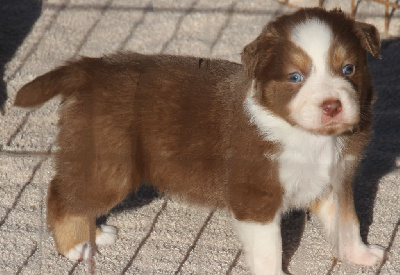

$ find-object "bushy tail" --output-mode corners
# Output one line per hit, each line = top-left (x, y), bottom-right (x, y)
(14, 61), (88, 108)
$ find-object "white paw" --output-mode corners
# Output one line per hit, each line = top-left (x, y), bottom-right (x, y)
(343, 244), (387, 266)
(96, 225), (117, 246)
(65, 242), (93, 261)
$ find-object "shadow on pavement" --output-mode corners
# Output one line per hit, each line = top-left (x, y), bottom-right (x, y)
(281, 210), (306, 274)
(97, 183), (159, 225)
(0, 0), (41, 113)
(355, 38), (400, 243)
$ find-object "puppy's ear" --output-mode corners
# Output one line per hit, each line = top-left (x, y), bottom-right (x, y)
(241, 36), (261, 78)
(353, 21), (381, 59)
(241, 29), (277, 78)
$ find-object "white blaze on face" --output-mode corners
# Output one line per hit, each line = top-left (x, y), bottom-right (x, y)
(291, 19), (332, 76)
(288, 19), (360, 134)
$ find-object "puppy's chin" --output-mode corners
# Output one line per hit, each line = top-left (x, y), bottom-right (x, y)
(310, 124), (356, 136)
(300, 121), (358, 136)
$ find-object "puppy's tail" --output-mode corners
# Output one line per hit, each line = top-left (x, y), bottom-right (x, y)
(14, 61), (88, 108)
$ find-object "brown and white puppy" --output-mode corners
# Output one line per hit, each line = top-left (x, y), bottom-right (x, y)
(15, 8), (386, 274)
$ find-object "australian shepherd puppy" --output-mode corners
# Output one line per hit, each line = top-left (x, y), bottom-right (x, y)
(15, 8), (387, 274)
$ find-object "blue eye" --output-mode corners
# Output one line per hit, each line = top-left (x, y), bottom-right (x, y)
(342, 64), (355, 75)
(289, 72), (303, 83)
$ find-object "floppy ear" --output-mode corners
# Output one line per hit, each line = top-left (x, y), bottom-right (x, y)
(241, 32), (276, 78)
(353, 21), (381, 59)
(241, 37), (260, 78)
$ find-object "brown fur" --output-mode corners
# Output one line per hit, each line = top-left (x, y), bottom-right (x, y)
(14, 8), (381, 266)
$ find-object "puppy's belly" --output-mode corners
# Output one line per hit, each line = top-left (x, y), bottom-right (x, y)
(147, 157), (227, 207)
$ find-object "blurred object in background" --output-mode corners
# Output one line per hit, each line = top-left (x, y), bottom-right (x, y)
(277, 0), (400, 37)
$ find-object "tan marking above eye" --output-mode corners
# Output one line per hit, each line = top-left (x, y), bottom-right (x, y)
(290, 54), (311, 74)
(330, 43), (357, 74)
(286, 42), (312, 75)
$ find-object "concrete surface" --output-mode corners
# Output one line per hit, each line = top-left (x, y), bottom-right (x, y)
(1, 0), (399, 274)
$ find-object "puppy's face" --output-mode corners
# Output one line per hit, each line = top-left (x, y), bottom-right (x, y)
(242, 8), (380, 135)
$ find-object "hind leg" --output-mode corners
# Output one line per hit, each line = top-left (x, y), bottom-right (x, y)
(47, 180), (92, 260)
(47, 174), (132, 261)
(48, 212), (93, 261)
(48, 212), (117, 260)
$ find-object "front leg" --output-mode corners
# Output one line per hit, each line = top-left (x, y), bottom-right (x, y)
(310, 189), (387, 266)
(232, 213), (284, 275)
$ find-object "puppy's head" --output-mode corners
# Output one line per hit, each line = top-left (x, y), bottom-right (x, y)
(242, 8), (380, 135)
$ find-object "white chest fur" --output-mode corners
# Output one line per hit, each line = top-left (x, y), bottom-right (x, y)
(244, 91), (345, 211)
(277, 131), (342, 210)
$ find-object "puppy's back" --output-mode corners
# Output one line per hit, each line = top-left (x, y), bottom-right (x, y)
(15, 52), (245, 207)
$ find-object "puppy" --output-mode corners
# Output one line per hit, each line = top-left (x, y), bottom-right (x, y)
(15, 8), (386, 274)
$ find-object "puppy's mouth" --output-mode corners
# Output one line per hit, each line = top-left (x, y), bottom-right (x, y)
(312, 122), (357, 136)
(311, 112), (359, 135)
(291, 114), (358, 136)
